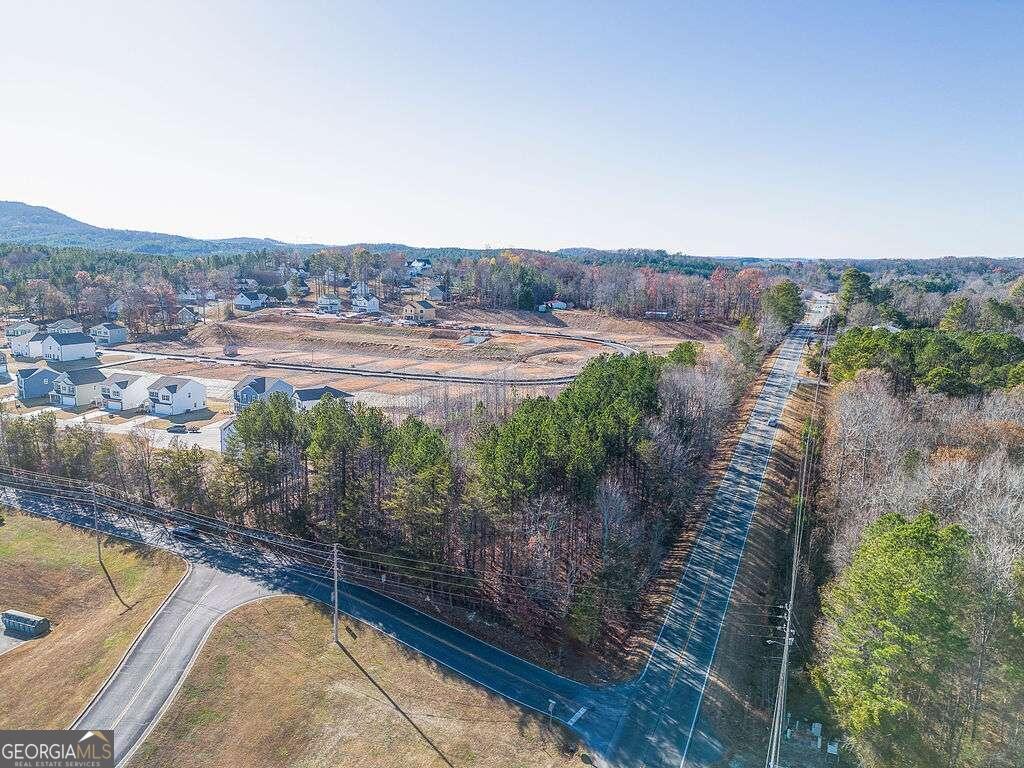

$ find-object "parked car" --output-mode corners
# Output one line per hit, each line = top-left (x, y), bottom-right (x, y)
(167, 424), (187, 433)
(170, 524), (200, 540)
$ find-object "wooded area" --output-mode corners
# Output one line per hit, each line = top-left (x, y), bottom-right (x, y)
(810, 370), (1024, 767)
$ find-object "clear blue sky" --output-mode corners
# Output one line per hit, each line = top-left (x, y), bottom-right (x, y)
(1, 1), (1021, 259)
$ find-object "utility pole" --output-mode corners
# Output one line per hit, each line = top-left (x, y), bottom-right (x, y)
(332, 542), (339, 644)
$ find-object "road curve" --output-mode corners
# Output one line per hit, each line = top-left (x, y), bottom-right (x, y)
(72, 564), (273, 764)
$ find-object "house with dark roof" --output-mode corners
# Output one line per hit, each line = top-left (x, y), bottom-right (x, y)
(402, 299), (437, 324)
(16, 366), (59, 401)
(41, 332), (96, 362)
(101, 372), (158, 411)
(292, 386), (353, 411)
(147, 376), (206, 416)
(10, 331), (49, 358)
(232, 375), (294, 413)
(233, 292), (268, 311)
(50, 367), (107, 408)
(89, 322), (129, 345)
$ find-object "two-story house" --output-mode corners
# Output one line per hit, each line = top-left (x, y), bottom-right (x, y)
(177, 306), (201, 326)
(10, 332), (49, 358)
(49, 367), (106, 408)
(232, 375), (294, 413)
(147, 376), (207, 416)
(42, 333), (97, 363)
(352, 294), (381, 314)
(233, 292), (268, 311)
(16, 367), (59, 401)
(46, 318), (84, 334)
(101, 372), (158, 411)
(316, 294), (342, 314)
(402, 300), (437, 324)
(5, 320), (40, 342)
(89, 323), (129, 345)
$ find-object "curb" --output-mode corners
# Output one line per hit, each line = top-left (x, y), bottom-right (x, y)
(70, 558), (194, 729)
(115, 594), (277, 767)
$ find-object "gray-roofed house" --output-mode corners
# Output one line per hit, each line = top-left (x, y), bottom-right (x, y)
(50, 367), (107, 408)
(41, 332), (96, 363)
(46, 318), (85, 334)
(10, 331), (49, 358)
(16, 366), (59, 401)
(0, 351), (8, 380)
(101, 372), (157, 411)
(292, 385), (354, 411)
(147, 376), (206, 416)
(4, 320), (41, 341)
(177, 306), (201, 326)
(89, 322), (129, 345)
(232, 375), (294, 413)
(402, 300), (436, 324)
(233, 292), (268, 311)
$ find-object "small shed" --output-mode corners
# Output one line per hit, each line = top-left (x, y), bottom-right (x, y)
(2, 609), (50, 637)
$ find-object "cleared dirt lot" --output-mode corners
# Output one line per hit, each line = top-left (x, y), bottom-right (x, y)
(0, 509), (185, 728)
(130, 596), (586, 768)
(117, 307), (722, 405)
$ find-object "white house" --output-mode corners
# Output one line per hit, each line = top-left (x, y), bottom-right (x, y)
(101, 372), (158, 411)
(46, 318), (84, 334)
(406, 258), (432, 276)
(49, 367), (106, 408)
(11, 332), (49, 358)
(423, 286), (444, 302)
(5, 320), (40, 342)
(42, 332), (97, 363)
(89, 323), (129, 345)
(538, 300), (570, 312)
(232, 375), (294, 413)
(106, 298), (125, 319)
(147, 376), (207, 416)
(350, 281), (371, 299)
(317, 294), (342, 314)
(293, 386), (354, 411)
(352, 294), (381, 314)
(234, 292), (268, 311)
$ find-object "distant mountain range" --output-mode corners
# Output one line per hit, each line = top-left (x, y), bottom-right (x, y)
(0, 200), (736, 274)
(0, 201), (329, 257)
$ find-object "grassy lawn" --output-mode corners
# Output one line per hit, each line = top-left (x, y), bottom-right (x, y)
(132, 597), (587, 768)
(0, 509), (185, 728)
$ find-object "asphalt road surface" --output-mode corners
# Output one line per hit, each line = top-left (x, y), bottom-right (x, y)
(0, 300), (826, 766)
(605, 297), (830, 767)
(73, 563), (272, 764)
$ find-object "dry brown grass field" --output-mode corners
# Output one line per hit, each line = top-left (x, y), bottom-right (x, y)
(131, 596), (589, 768)
(0, 509), (185, 728)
